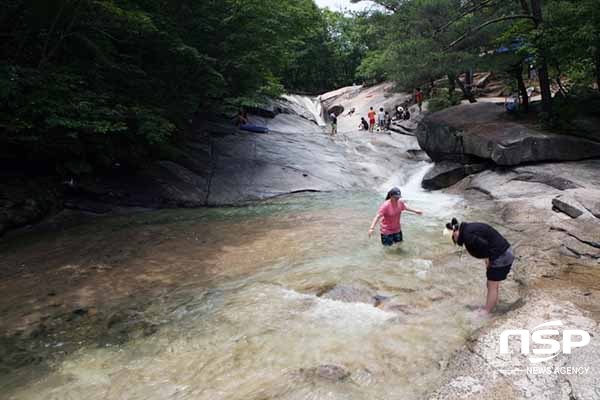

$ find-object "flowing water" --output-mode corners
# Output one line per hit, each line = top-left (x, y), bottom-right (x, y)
(0, 163), (493, 400)
(282, 94), (327, 126)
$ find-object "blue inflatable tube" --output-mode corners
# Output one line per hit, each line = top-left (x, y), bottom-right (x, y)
(240, 124), (269, 133)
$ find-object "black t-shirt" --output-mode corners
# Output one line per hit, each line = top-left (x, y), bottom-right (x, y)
(456, 222), (510, 260)
(331, 115), (337, 124)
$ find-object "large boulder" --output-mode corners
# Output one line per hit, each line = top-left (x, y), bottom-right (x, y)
(573, 188), (600, 219)
(552, 195), (585, 218)
(416, 102), (600, 166)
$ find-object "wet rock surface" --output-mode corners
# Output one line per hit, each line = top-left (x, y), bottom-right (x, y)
(317, 285), (378, 305)
(437, 155), (600, 399)
(422, 161), (488, 190)
(298, 364), (351, 382)
(431, 294), (600, 400)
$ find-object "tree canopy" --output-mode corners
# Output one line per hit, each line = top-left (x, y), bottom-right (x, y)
(2, 0), (598, 176)
(353, 0), (600, 115)
(0, 0), (367, 175)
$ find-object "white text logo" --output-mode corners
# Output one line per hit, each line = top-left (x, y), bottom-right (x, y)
(499, 320), (590, 363)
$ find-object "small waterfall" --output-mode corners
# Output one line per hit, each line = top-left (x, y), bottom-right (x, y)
(380, 162), (461, 216)
(282, 94), (327, 127)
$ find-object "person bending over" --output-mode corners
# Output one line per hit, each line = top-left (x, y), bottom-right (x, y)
(445, 218), (514, 315)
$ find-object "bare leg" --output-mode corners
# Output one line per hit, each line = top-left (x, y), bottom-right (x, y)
(484, 280), (500, 313)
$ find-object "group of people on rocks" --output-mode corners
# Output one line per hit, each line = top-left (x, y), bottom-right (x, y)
(358, 107), (392, 133)
(356, 88), (424, 134)
(368, 186), (514, 317)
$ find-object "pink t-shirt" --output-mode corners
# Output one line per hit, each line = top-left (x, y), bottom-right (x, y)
(378, 199), (406, 234)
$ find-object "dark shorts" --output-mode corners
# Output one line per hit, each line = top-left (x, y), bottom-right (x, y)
(487, 247), (514, 281)
(487, 265), (511, 281)
(381, 231), (403, 246)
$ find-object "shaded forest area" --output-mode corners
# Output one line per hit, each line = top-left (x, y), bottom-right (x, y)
(1, 0), (599, 177)
(1, 0), (368, 176)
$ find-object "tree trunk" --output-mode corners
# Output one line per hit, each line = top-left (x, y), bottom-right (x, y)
(465, 69), (473, 87)
(455, 76), (476, 103)
(530, 0), (553, 115)
(595, 48), (600, 92)
(516, 66), (529, 112)
(447, 73), (456, 98)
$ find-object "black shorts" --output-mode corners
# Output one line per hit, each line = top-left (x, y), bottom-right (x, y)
(381, 231), (403, 246)
(487, 247), (514, 281)
(487, 265), (511, 281)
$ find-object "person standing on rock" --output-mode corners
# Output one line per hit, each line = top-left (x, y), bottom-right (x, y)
(445, 218), (515, 315)
(368, 187), (423, 246)
(377, 107), (386, 132)
(414, 88), (424, 112)
(367, 107), (376, 132)
(330, 113), (337, 136)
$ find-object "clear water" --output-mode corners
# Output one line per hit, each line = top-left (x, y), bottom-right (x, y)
(1, 170), (491, 400)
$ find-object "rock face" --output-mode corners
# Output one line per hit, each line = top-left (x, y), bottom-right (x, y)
(417, 102), (600, 166)
(574, 189), (600, 219)
(422, 162), (487, 190)
(552, 195), (585, 218)
(0, 176), (62, 236)
(1, 85), (423, 235)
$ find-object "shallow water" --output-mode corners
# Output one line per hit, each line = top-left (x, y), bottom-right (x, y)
(1, 167), (492, 400)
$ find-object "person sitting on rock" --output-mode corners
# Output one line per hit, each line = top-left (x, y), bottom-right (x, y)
(444, 218), (515, 315)
(395, 106), (404, 120)
(359, 117), (369, 131)
(403, 108), (411, 121)
(235, 109), (248, 126)
(505, 93), (519, 113)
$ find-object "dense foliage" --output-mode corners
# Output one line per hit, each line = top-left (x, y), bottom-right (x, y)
(0, 0), (366, 175)
(2, 0), (598, 176)
(353, 0), (600, 116)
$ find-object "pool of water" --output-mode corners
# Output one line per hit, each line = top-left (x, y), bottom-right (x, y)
(1, 167), (493, 400)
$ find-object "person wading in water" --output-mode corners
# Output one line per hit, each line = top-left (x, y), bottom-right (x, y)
(368, 187), (423, 247)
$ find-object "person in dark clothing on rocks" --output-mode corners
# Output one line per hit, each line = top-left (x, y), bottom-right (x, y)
(235, 109), (248, 126)
(384, 111), (391, 131)
(359, 117), (369, 131)
(445, 218), (514, 315)
(330, 113), (337, 135)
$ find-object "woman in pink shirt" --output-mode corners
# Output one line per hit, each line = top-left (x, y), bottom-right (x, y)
(368, 187), (423, 246)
